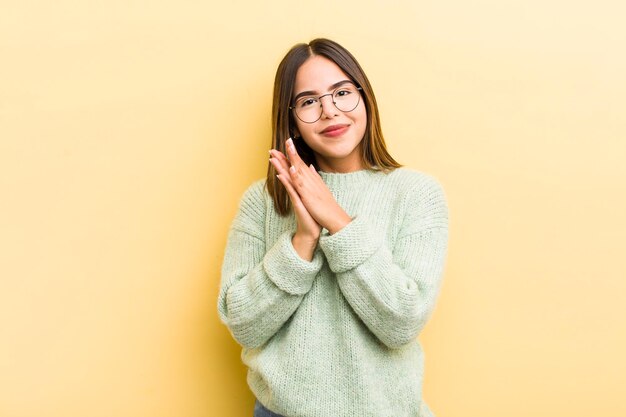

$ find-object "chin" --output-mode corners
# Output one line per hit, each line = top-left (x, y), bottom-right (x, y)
(318, 143), (357, 155)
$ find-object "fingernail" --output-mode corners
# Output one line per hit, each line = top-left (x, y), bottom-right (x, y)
(289, 166), (296, 173)
(286, 138), (293, 146)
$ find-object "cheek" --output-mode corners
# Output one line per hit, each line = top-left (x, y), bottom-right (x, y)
(297, 124), (315, 140)
(353, 101), (367, 124)
(292, 119), (312, 140)
(354, 106), (368, 136)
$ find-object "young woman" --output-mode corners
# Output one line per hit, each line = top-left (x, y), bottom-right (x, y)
(218, 38), (449, 417)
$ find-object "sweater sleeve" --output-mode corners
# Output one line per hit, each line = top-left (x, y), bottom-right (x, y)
(218, 181), (324, 349)
(318, 175), (449, 349)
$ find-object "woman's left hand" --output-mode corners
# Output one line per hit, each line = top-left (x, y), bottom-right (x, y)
(273, 138), (352, 235)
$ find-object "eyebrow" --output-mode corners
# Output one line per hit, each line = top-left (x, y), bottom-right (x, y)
(293, 80), (354, 102)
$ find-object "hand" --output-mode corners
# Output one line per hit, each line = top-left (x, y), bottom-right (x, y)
(270, 146), (322, 242)
(279, 138), (352, 235)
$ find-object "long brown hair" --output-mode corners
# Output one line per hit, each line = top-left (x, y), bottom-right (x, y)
(267, 38), (401, 216)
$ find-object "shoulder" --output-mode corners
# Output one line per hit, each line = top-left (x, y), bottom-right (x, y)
(240, 178), (267, 205)
(385, 167), (446, 199)
(237, 178), (268, 215)
(231, 178), (268, 237)
(386, 168), (448, 233)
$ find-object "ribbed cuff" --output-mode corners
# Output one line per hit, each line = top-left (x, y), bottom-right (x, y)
(263, 231), (323, 295)
(319, 216), (382, 273)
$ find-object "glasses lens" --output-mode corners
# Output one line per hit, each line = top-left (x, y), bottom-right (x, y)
(293, 84), (361, 123)
(294, 96), (320, 123)
(333, 85), (360, 113)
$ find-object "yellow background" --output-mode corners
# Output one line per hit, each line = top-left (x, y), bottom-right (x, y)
(1, 1), (625, 416)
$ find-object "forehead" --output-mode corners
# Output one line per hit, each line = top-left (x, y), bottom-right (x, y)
(294, 55), (350, 93)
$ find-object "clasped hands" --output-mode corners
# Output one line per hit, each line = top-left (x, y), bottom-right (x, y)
(269, 138), (352, 245)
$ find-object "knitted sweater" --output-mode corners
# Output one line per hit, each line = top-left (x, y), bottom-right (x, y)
(218, 167), (449, 417)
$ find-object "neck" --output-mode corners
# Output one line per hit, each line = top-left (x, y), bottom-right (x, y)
(316, 154), (364, 173)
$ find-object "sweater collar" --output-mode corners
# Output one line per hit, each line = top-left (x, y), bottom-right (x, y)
(318, 168), (385, 189)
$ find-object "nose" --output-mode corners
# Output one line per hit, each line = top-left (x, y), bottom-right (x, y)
(318, 93), (337, 119)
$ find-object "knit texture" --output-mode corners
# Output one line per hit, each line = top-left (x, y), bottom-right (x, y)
(218, 167), (449, 417)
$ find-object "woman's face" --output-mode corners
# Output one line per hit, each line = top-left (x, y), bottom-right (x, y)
(291, 55), (367, 173)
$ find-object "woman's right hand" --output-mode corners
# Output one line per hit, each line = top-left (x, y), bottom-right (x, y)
(270, 148), (321, 258)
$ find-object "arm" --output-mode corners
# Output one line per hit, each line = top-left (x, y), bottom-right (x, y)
(217, 181), (324, 349)
(319, 176), (449, 349)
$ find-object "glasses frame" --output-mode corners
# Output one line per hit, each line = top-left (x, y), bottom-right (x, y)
(289, 83), (363, 124)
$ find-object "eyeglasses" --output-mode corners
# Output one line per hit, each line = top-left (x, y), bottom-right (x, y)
(289, 83), (363, 124)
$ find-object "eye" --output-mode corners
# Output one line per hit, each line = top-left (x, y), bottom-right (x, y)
(298, 97), (317, 108)
(334, 88), (352, 97)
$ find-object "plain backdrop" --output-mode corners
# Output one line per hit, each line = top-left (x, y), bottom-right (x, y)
(1, 1), (625, 416)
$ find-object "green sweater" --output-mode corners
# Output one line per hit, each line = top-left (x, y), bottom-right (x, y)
(218, 167), (449, 417)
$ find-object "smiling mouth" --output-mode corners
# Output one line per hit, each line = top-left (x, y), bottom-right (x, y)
(320, 125), (349, 136)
